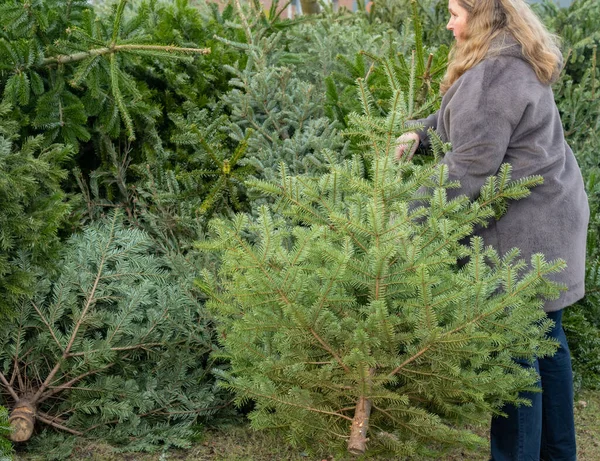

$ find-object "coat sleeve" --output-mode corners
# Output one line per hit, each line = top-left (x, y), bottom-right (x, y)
(408, 111), (439, 149)
(441, 60), (525, 201)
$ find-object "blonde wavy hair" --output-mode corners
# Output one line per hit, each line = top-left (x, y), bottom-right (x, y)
(440, 0), (562, 93)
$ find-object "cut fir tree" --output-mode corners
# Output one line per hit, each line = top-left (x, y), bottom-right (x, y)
(197, 64), (565, 458)
(0, 213), (225, 450)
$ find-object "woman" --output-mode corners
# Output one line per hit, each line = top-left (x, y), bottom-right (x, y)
(396, 0), (589, 460)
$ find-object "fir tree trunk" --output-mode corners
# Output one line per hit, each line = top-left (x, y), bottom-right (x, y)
(300, 0), (320, 15)
(348, 396), (372, 454)
(8, 400), (35, 442)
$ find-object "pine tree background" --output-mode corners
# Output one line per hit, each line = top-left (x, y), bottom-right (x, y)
(0, 0), (598, 458)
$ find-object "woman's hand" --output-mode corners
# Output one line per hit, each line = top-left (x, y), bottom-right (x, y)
(395, 132), (420, 161)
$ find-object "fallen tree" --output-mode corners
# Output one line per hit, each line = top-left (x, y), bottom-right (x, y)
(0, 213), (226, 450)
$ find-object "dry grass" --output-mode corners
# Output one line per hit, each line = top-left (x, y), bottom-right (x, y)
(13, 390), (600, 461)
(574, 390), (600, 461)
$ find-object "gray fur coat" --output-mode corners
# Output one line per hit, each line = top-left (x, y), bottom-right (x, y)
(414, 34), (589, 312)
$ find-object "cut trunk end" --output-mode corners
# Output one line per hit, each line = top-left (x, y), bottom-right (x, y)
(8, 401), (36, 442)
(347, 396), (372, 455)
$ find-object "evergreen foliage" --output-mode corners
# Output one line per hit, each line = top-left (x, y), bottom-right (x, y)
(0, 405), (11, 461)
(0, 0), (219, 237)
(0, 0), (209, 145)
(0, 212), (228, 455)
(324, 2), (447, 138)
(534, 0), (600, 81)
(215, 2), (346, 183)
(0, 100), (72, 318)
(365, 0), (453, 48)
(559, 55), (600, 389)
(198, 65), (564, 457)
(117, 0), (252, 229)
(130, 2), (406, 245)
(0, 0), (598, 455)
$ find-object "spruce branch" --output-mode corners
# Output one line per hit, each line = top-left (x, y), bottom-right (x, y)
(31, 213), (116, 403)
(42, 44), (210, 67)
(111, 0), (128, 47)
(0, 372), (19, 402)
(36, 412), (82, 436)
(37, 364), (116, 404)
(31, 301), (64, 353)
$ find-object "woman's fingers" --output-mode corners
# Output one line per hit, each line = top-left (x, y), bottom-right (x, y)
(395, 132), (420, 161)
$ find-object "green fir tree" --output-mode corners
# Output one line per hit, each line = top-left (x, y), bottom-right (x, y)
(0, 212), (228, 454)
(198, 64), (564, 457)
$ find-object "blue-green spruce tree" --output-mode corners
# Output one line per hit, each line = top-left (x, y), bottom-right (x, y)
(0, 213), (226, 451)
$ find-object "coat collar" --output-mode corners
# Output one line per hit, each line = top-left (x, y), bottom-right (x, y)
(487, 32), (524, 61)
(486, 31), (563, 81)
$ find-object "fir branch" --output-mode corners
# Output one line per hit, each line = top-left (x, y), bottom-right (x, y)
(36, 412), (82, 436)
(82, 398), (236, 433)
(41, 44), (210, 67)
(371, 404), (442, 441)
(67, 343), (165, 358)
(37, 364), (117, 404)
(31, 214), (118, 403)
(111, 0), (128, 47)
(243, 389), (353, 422)
(266, 175), (371, 254)
(10, 317), (28, 390)
(31, 301), (64, 353)
(233, 0), (254, 46)
(11, 348), (36, 390)
(309, 327), (351, 374)
(388, 259), (561, 381)
(0, 372), (18, 402)
(408, 51), (416, 117)
(110, 53), (134, 141)
(356, 78), (374, 118)
(411, 0), (425, 77)
(387, 346), (432, 379)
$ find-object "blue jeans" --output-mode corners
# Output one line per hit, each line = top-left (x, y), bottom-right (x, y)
(490, 309), (577, 461)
